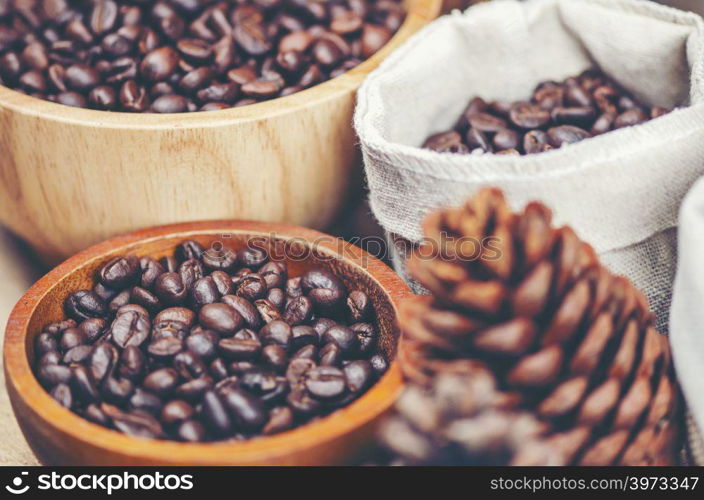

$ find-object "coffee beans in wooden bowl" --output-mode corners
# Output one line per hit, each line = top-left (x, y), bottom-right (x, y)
(32, 238), (389, 443)
(0, 0), (404, 112)
(423, 69), (672, 155)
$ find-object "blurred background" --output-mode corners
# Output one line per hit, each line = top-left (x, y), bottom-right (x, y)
(0, 0), (700, 466)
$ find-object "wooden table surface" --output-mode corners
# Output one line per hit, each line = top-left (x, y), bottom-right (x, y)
(0, 230), (42, 465)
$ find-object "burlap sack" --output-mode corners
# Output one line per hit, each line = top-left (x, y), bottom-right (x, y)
(355, 0), (704, 334)
(670, 177), (704, 466)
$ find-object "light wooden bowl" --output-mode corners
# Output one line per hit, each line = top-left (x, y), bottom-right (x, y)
(4, 221), (411, 465)
(0, 0), (441, 265)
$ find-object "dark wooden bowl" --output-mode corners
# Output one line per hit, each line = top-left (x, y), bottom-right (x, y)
(4, 221), (411, 465)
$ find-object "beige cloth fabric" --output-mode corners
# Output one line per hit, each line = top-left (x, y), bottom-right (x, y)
(0, 230), (41, 465)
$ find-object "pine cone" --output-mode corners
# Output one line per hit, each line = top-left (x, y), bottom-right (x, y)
(395, 188), (680, 465)
(379, 364), (565, 465)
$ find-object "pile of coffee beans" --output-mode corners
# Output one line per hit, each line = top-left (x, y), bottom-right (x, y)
(0, 0), (404, 112)
(423, 69), (671, 155)
(33, 239), (389, 442)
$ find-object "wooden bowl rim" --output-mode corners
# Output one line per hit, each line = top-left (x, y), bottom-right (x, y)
(4, 220), (412, 464)
(0, 0), (442, 130)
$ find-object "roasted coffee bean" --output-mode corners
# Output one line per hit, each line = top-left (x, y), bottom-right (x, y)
(346, 291), (371, 323)
(240, 368), (278, 395)
(143, 368), (179, 396)
(424, 69), (669, 155)
(302, 269), (347, 313)
(186, 330), (219, 361)
(98, 255), (140, 289)
(38, 363), (72, 387)
(161, 400), (195, 426)
(614, 108), (648, 129)
(509, 102), (550, 129)
(323, 325), (359, 355)
(350, 322), (377, 354)
(63, 345), (93, 364)
(178, 258), (205, 289)
(523, 130), (551, 154)
(305, 366), (346, 399)
(84, 404), (110, 425)
(128, 388), (163, 414)
(130, 286), (161, 313)
(201, 390), (232, 435)
(286, 276), (303, 297)
(102, 376), (135, 404)
(152, 320), (189, 342)
(210, 357), (229, 381)
(266, 288), (285, 310)
(551, 106), (596, 127)
(119, 80), (149, 111)
(173, 351), (207, 380)
(71, 365), (100, 403)
(263, 406), (293, 435)
(260, 262), (287, 289)
(547, 125), (591, 148)
(285, 358), (315, 386)
(202, 247), (238, 271)
(88, 342), (120, 384)
(287, 386), (320, 415)
(218, 336), (262, 360)
(108, 290), (131, 313)
(189, 276), (221, 309)
(283, 296), (313, 325)
(64, 290), (107, 321)
(35, 332), (58, 356)
(50, 383), (73, 409)
(493, 128), (520, 151)
(155, 306), (195, 327)
(177, 419), (206, 441)
(262, 344), (288, 373)
(423, 131), (465, 154)
(79, 318), (107, 343)
(118, 345), (144, 380)
(151, 93), (188, 113)
(219, 387), (266, 432)
(291, 325), (318, 349)
(140, 47), (178, 82)
(292, 344), (318, 361)
(361, 24), (391, 58)
(175, 240), (204, 262)
(175, 376), (213, 401)
(44, 319), (77, 336)
(199, 302), (243, 335)
(154, 272), (188, 305)
(319, 343), (343, 367)
(60, 328), (85, 351)
(210, 270), (234, 296)
(110, 310), (150, 348)
(39, 350), (62, 366)
(260, 320), (292, 350)
(255, 298), (281, 323)
(343, 360), (373, 393)
(148, 336), (184, 359)
(238, 247), (269, 269)
(220, 295), (262, 329)
(312, 318), (337, 341)
(235, 273), (267, 301)
(369, 353), (388, 376)
(110, 407), (164, 439)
